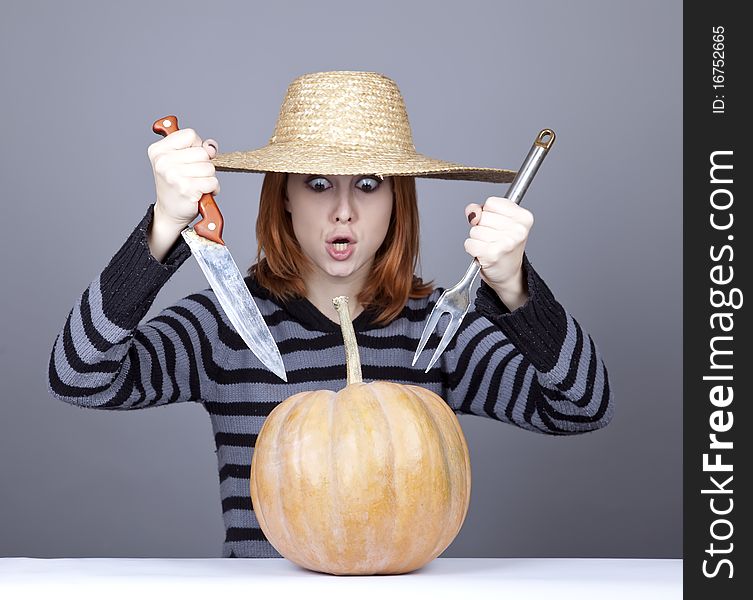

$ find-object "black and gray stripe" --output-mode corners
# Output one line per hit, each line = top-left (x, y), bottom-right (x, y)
(48, 205), (614, 558)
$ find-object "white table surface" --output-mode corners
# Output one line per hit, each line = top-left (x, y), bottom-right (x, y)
(0, 557), (682, 599)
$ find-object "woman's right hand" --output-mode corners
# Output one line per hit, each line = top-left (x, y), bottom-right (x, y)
(147, 128), (220, 229)
(146, 129), (219, 261)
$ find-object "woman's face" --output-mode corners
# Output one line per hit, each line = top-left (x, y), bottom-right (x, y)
(285, 173), (394, 281)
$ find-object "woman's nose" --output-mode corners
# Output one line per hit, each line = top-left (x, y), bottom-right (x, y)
(333, 192), (354, 222)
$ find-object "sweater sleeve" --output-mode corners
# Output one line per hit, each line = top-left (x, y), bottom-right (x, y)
(438, 253), (614, 435)
(47, 204), (205, 410)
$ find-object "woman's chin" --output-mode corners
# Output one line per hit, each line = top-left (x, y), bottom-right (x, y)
(309, 250), (372, 281)
(317, 258), (363, 280)
(324, 265), (357, 278)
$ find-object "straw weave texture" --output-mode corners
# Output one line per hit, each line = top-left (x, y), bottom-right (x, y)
(212, 71), (516, 183)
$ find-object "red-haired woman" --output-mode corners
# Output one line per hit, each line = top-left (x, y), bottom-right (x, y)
(49, 71), (613, 558)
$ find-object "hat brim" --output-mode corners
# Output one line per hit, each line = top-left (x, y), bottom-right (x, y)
(211, 142), (516, 184)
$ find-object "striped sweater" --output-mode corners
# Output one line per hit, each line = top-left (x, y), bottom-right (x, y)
(48, 205), (614, 558)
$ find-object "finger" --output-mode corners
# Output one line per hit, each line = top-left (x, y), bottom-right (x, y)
(469, 225), (505, 243)
(169, 162), (216, 178)
(480, 196), (524, 215)
(464, 238), (489, 261)
(465, 203), (483, 225)
(189, 131), (205, 148)
(203, 138), (219, 158)
(159, 128), (201, 151)
(158, 146), (216, 166)
(476, 212), (532, 238)
(475, 210), (518, 230)
(149, 133), (204, 164)
(471, 224), (529, 247)
(483, 199), (535, 229)
(194, 176), (220, 196)
(465, 236), (518, 262)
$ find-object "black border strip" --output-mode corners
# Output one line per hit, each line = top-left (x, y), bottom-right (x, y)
(684, 3), (749, 596)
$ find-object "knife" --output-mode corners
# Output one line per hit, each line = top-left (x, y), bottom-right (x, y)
(152, 115), (287, 382)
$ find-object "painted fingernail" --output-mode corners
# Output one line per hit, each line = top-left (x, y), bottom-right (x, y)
(468, 212), (477, 224)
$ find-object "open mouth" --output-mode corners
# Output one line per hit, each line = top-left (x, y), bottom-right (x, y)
(331, 239), (351, 251)
(326, 237), (356, 260)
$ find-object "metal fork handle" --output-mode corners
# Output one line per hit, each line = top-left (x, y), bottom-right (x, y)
(504, 128), (556, 205)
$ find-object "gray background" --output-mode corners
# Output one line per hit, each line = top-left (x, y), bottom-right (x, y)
(0, 0), (682, 558)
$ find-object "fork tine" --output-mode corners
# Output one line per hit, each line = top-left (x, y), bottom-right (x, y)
(412, 291), (448, 366)
(424, 315), (461, 373)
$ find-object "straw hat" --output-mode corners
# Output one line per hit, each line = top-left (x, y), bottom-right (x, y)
(211, 71), (516, 183)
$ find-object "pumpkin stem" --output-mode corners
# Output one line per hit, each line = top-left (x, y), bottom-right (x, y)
(332, 296), (363, 385)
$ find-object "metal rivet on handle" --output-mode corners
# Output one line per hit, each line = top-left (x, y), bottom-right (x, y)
(162, 119), (172, 128)
(208, 222), (217, 231)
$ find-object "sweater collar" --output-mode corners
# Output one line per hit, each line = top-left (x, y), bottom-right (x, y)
(245, 274), (380, 333)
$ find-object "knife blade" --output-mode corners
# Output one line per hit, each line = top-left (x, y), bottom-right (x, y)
(152, 115), (287, 382)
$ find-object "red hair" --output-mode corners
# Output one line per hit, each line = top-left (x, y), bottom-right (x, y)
(249, 172), (434, 325)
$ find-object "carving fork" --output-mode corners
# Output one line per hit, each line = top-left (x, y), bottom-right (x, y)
(412, 129), (556, 372)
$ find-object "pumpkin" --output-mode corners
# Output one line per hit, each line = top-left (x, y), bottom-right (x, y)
(250, 296), (471, 575)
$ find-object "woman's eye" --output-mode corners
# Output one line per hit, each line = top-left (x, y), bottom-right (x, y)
(307, 177), (332, 192)
(356, 177), (381, 192)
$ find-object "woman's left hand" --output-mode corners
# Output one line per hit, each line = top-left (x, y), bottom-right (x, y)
(464, 196), (533, 309)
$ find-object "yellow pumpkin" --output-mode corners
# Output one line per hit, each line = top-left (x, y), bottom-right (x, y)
(250, 296), (471, 575)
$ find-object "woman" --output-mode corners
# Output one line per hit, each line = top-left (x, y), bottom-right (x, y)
(48, 71), (613, 558)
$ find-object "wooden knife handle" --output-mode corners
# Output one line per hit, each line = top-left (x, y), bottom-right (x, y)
(151, 115), (225, 245)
